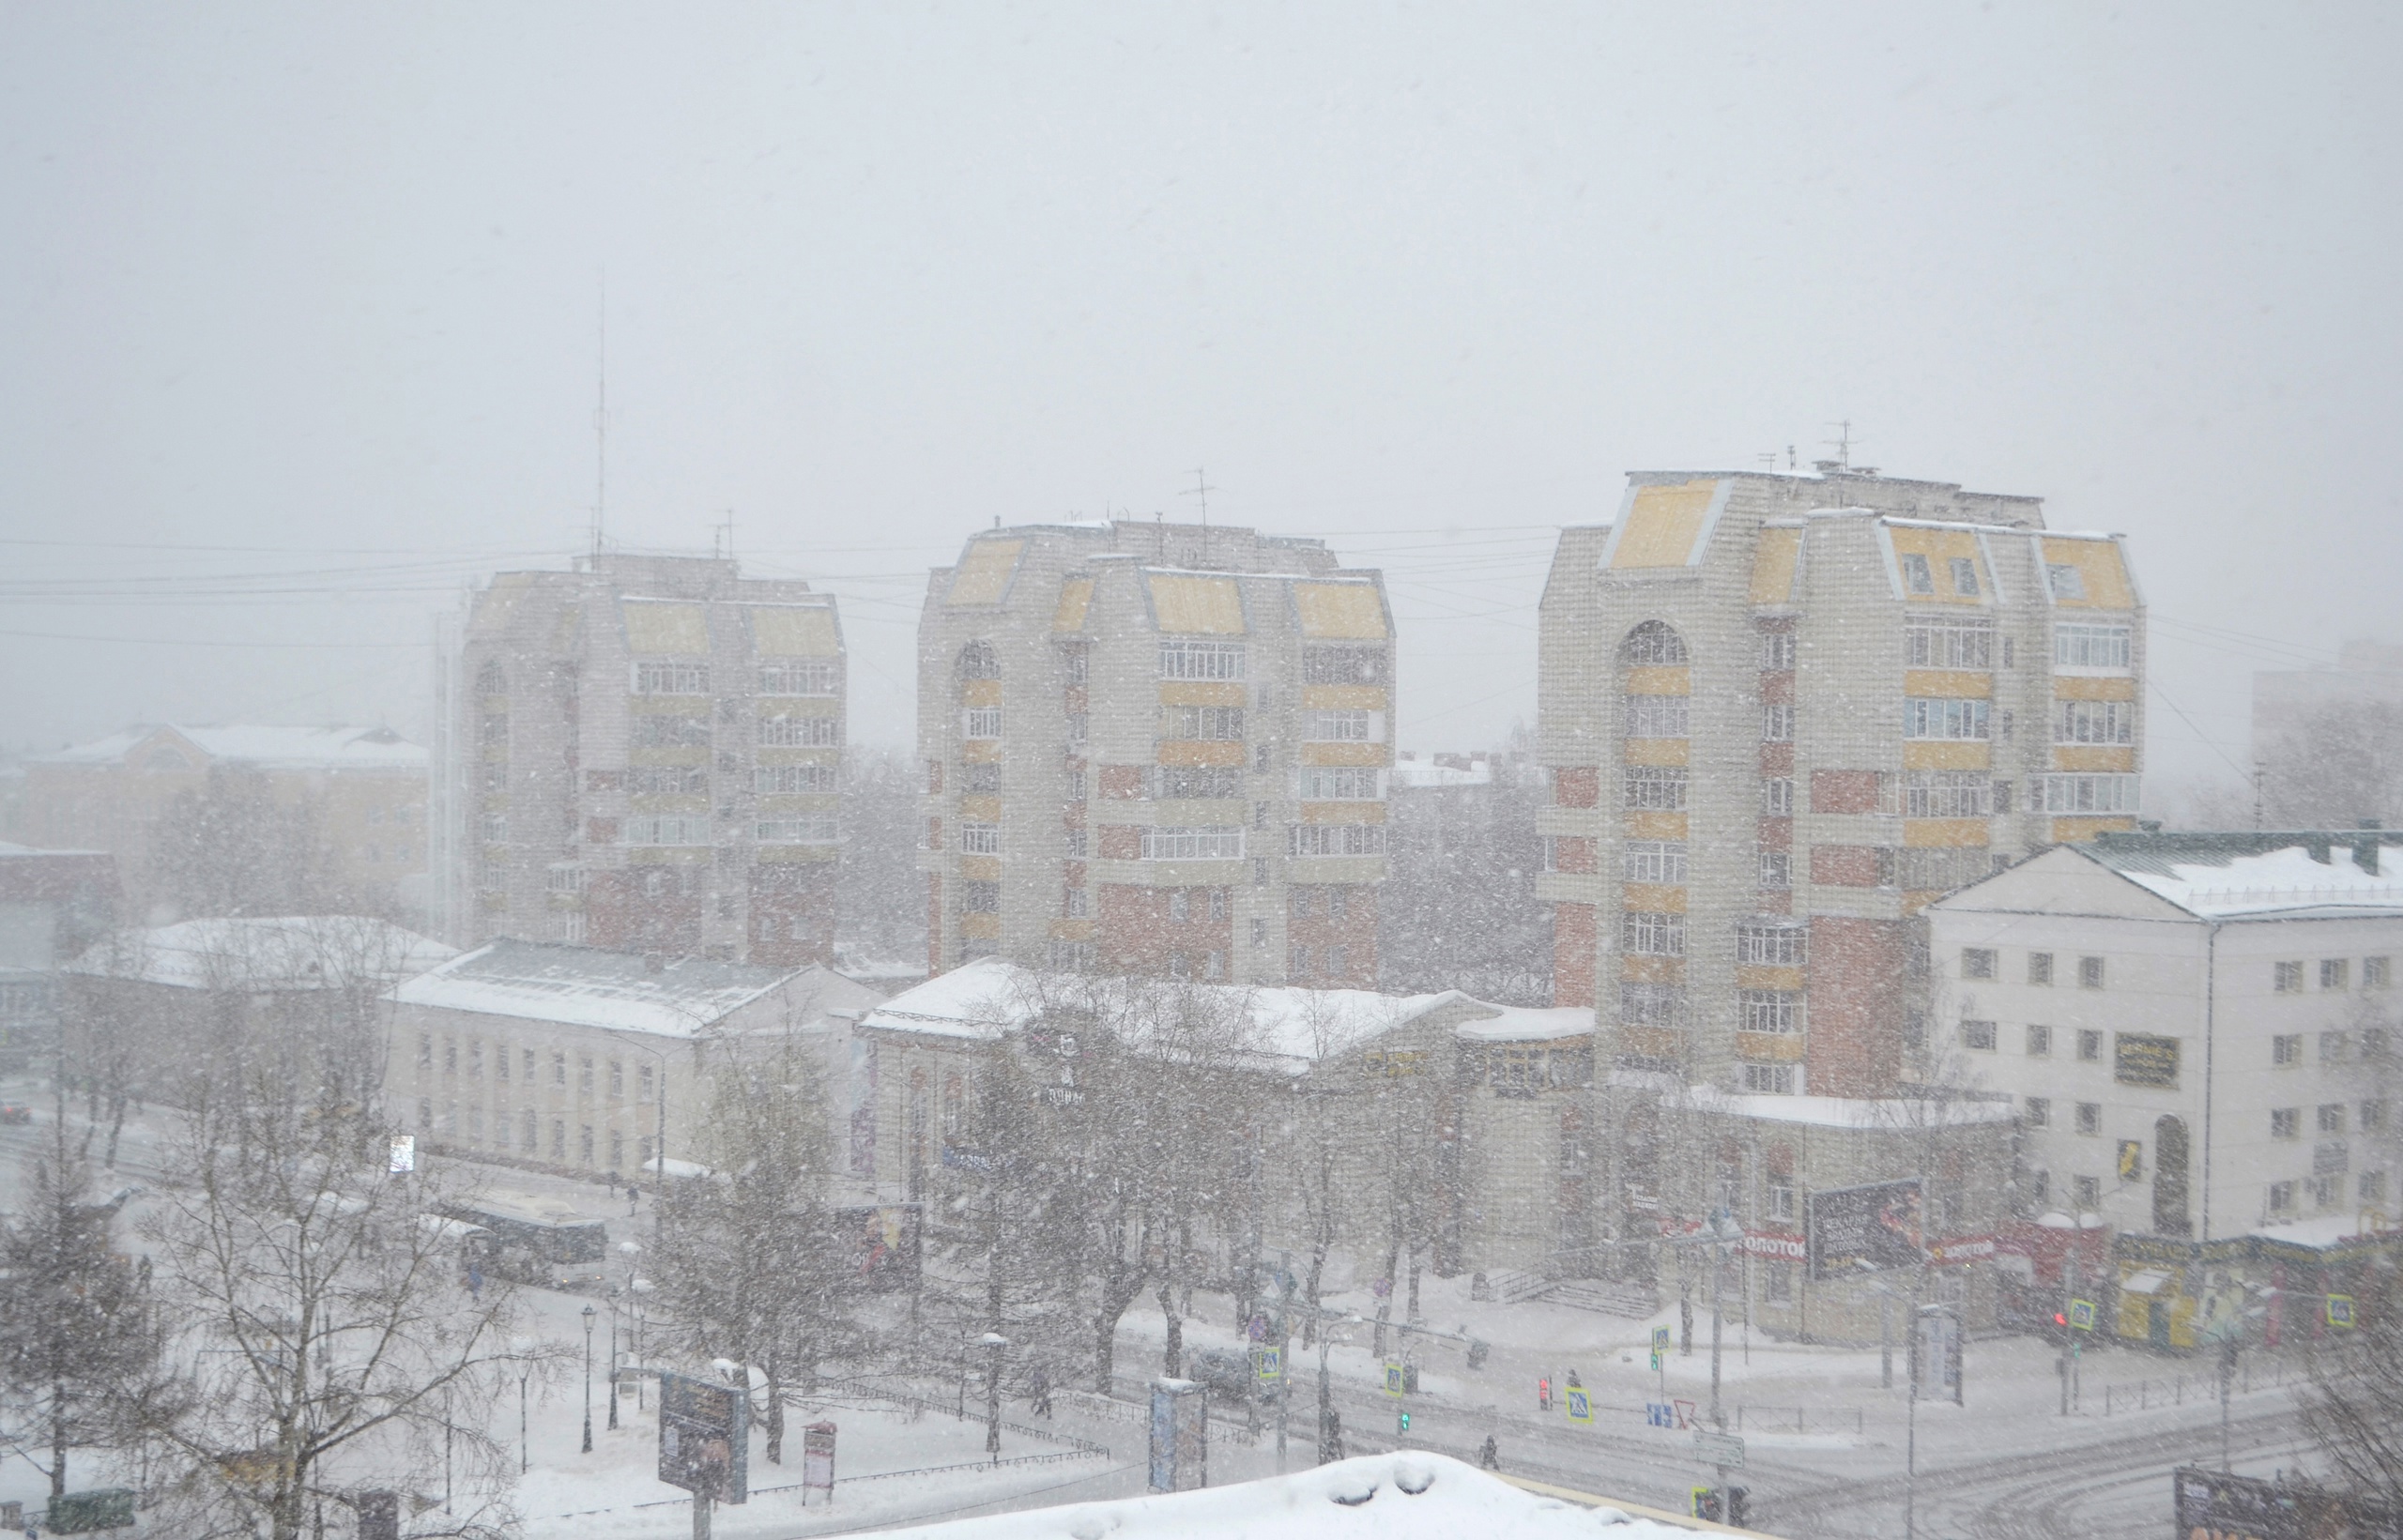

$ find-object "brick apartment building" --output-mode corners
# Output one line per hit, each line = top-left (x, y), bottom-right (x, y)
(1536, 465), (2146, 1102)
(440, 553), (844, 966)
(914, 520), (1392, 984)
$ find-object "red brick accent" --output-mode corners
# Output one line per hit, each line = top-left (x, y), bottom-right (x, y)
(1551, 837), (1596, 875)
(1554, 767), (1599, 809)
(1553, 902), (1596, 1007)
(1811, 845), (1886, 888)
(1758, 742), (1794, 777)
(747, 862), (836, 967)
(1753, 892), (1792, 914)
(1096, 824), (1142, 861)
(1098, 765), (1148, 800)
(926, 875), (942, 976)
(586, 869), (703, 956)
(1756, 816), (1792, 850)
(1064, 685), (1089, 712)
(1287, 885), (1379, 984)
(584, 816), (620, 845)
(1807, 915), (1910, 1096)
(1064, 861), (1087, 889)
(1098, 885), (1236, 977)
(1811, 770), (1884, 815)
(1759, 671), (1796, 705)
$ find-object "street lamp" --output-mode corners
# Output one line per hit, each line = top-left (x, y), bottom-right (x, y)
(1705, 1207), (1741, 1431)
(631, 1275), (654, 1410)
(512, 1336), (534, 1475)
(582, 1304), (597, 1454)
(974, 1333), (1009, 1463)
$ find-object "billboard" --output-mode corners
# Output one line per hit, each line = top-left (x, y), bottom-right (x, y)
(658, 1372), (748, 1505)
(1807, 1179), (1923, 1279)
(2173, 1467), (2395, 1540)
(836, 1204), (922, 1292)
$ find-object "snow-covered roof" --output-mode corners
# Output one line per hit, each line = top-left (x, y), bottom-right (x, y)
(2089, 841), (2403, 920)
(69, 916), (455, 991)
(36, 724), (426, 772)
(1455, 1005), (1595, 1044)
(2248, 1214), (2397, 1251)
(0, 841), (109, 859)
(1390, 758), (1492, 789)
(391, 939), (821, 1038)
(853, 1454), (1694, 1539)
(853, 958), (1477, 1074)
(1608, 1071), (2018, 1130)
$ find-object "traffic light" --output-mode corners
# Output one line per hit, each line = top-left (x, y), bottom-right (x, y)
(1538, 1377), (1552, 1410)
(1691, 1487), (1723, 1523)
(1397, 1410), (1410, 1434)
(1727, 1486), (1751, 1528)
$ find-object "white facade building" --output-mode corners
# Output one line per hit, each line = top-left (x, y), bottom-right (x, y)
(1929, 831), (2403, 1246)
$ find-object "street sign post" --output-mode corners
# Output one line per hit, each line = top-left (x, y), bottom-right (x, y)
(1565, 1386), (1592, 1424)
(1384, 1361), (1405, 1396)
(1149, 1379), (1207, 1492)
(1645, 1401), (1675, 1428)
(660, 1370), (749, 1537)
(1694, 1429), (1746, 1469)
(801, 1423), (835, 1503)
(2068, 1298), (2098, 1332)
(1254, 1345), (1283, 1381)
(2327, 1294), (2356, 1329)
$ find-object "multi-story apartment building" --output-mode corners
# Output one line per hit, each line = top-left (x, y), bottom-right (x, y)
(914, 520), (1393, 983)
(440, 554), (844, 966)
(1536, 465), (2146, 1103)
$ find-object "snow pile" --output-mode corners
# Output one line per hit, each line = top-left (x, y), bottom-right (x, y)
(855, 1454), (1694, 1539)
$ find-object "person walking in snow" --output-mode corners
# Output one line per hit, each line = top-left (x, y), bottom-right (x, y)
(1478, 1434), (1500, 1470)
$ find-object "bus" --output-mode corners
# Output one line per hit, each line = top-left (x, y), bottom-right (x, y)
(415, 1213), (498, 1283)
(437, 1190), (609, 1288)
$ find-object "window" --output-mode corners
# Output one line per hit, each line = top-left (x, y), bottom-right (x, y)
(2320, 959), (2350, 991)
(2275, 961), (2304, 993)
(1622, 911), (1686, 956)
(2028, 1169), (2050, 1206)
(1625, 695), (1690, 738)
(2054, 623), (2131, 667)
(1758, 631), (1796, 670)
(632, 714), (710, 747)
(1962, 947), (1997, 980)
(416, 1033), (433, 1072)
(2356, 954), (2393, 989)
(2077, 1029), (2102, 1062)
(1741, 1064), (1798, 1094)
(1900, 553), (1936, 595)
(1604, 765), (1682, 814)
(2321, 1031), (2350, 1063)
(1945, 557), (1981, 596)
(2027, 1024), (2053, 1057)
(2074, 1175), (2102, 1210)
(758, 660), (839, 695)
(1325, 944), (1351, 977)
(1050, 939), (1096, 971)
(2272, 1107), (2301, 1139)
(637, 1063), (653, 1101)
(1620, 982), (1682, 1027)
(1062, 646), (1089, 685)
(1904, 770), (1992, 818)
(1620, 621), (1688, 665)
(2316, 1103), (2347, 1136)
(1288, 823), (1384, 857)
(1737, 923), (1807, 967)
(1064, 884), (1090, 918)
(755, 764), (837, 794)
(1760, 778), (1795, 816)
(1766, 1262), (1794, 1302)
(959, 822), (1000, 854)
(577, 1057), (594, 1096)
(961, 880), (1000, 913)
(631, 766), (709, 796)
(1325, 887), (1349, 919)
(1767, 1178), (1797, 1221)
(481, 712), (511, 747)
(2028, 952), (2054, 985)
(1962, 1019), (1997, 1051)
(961, 707), (1004, 740)
(2038, 773), (2141, 814)
(1757, 849), (1791, 889)
(2363, 1171), (2388, 1204)
(622, 816), (708, 846)
(1760, 704), (1795, 741)
(2025, 1096), (2051, 1128)
(1066, 767), (1086, 800)
(2054, 699), (2135, 745)
(1158, 639), (1246, 680)
(1303, 647), (1388, 684)
(1906, 697), (1990, 740)
(1624, 840), (1689, 884)
(1293, 767), (1380, 800)
(1742, 991), (1801, 1033)
(632, 661), (710, 694)
(1906, 617), (1994, 669)
(2045, 563), (2089, 602)
(2078, 955), (2105, 989)
(1144, 826), (1245, 860)
(1168, 890), (1190, 922)
(2074, 1103), (2102, 1136)
(496, 1043), (511, 1082)
(2273, 1033), (2303, 1066)
(2363, 1100), (2388, 1133)
(1299, 709), (1367, 741)
(579, 1125), (594, 1164)
(1288, 944), (1314, 976)
(2267, 1180), (2295, 1213)
(758, 816), (840, 845)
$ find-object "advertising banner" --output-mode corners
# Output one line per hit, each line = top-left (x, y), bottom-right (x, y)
(1808, 1179), (1923, 1279)
(659, 1371), (749, 1505)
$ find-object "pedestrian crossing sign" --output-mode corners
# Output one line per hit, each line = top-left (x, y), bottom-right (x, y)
(1385, 1361), (1405, 1396)
(1254, 1346), (1283, 1380)
(1652, 1326), (1672, 1354)
(1566, 1387), (1592, 1423)
(2327, 1294), (2356, 1329)
(2069, 1299), (2098, 1332)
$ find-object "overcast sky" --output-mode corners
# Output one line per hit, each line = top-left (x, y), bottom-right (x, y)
(3, 3), (2395, 807)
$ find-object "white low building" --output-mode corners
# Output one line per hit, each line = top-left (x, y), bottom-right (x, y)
(1929, 831), (2403, 1257)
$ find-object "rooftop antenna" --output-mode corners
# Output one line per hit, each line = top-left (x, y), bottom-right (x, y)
(592, 276), (608, 557)
(1822, 419), (1857, 475)
(1183, 467), (1217, 563)
(714, 510), (736, 562)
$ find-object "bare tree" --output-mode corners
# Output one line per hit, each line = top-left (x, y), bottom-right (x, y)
(129, 1087), (553, 1540)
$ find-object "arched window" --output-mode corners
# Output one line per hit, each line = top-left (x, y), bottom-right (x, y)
(956, 641), (1001, 680)
(2153, 1115), (2192, 1238)
(474, 661), (507, 694)
(1620, 620), (1689, 666)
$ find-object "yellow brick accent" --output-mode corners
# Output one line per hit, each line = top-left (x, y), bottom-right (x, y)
(960, 855), (1002, 881)
(1750, 527), (1803, 605)
(2051, 816), (2137, 843)
(1610, 481), (1717, 569)
(2041, 536), (2135, 610)
(960, 913), (1002, 939)
(1148, 574), (1246, 633)
(1904, 741), (1990, 770)
(958, 796), (1003, 821)
(1888, 526), (1990, 604)
(1299, 742), (1386, 767)
(1737, 1031), (1807, 1062)
(629, 796), (708, 816)
(1302, 684), (1387, 710)
(1048, 919), (1096, 940)
(1158, 682), (1247, 707)
(958, 679), (1003, 708)
(1736, 966), (1806, 993)
(757, 845), (836, 864)
(1621, 882), (1687, 913)
(946, 539), (1024, 606)
(1159, 740), (1249, 767)
(1624, 812), (1690, 841)
(2054, 675), (2136, 701)
(749, 605), (837, 656)
(2053, 746), (2137, 772)
(1622, 737), (1690, 768)
(1619, 1025), (1684, 1057)
(1905, 818), (1991, 848)
(1293, 582), (1388, 638)
(1904, 669), (1993, 699)
(1620, 954), (1685, 983)
(1623, 665), (1691, 696)
(622, 601), (709, 653)
(1053, 577), (1094, 633)
(1301, 802), (1387, 825)
(961, 740), (1003, 765)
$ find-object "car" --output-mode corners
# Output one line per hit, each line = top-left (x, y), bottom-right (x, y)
(0, 1104), (31, 1125)
(1186, 1346), (1281, 1404)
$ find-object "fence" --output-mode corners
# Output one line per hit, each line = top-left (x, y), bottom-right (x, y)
(2102, 1356), (2296, 1417)
(1731, 1405), (1865, 1435)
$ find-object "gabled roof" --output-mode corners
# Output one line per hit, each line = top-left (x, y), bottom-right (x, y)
(69, 916), (454, 991)
(36, 724), (426, 772)
(1936, 835), (2403, 922)
(390, 939), (842, 1038)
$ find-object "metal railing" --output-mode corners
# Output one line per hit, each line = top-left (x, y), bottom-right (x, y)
(2101, 1356), (2295, 1416)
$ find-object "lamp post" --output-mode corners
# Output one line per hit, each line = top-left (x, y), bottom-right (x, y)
(974, 1333), (1009, 1463)
(1706, 1208), (1740, 1431)
(582, 1304), (597, 1454)
(632, 1276), (654, 1410)
(513, 1337), (534, 1475)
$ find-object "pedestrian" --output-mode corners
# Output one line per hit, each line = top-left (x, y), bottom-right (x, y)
(1478, 1434), (1500, 1471)
(1029, 1365), (1052, 1419)
(627, 1182), (640, 1215)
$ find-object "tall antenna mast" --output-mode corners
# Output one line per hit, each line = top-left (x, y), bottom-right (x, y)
(592, 277), (608, 557)
(1183, 467), (1217, 563)
(1822, 419), (1856, 474)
